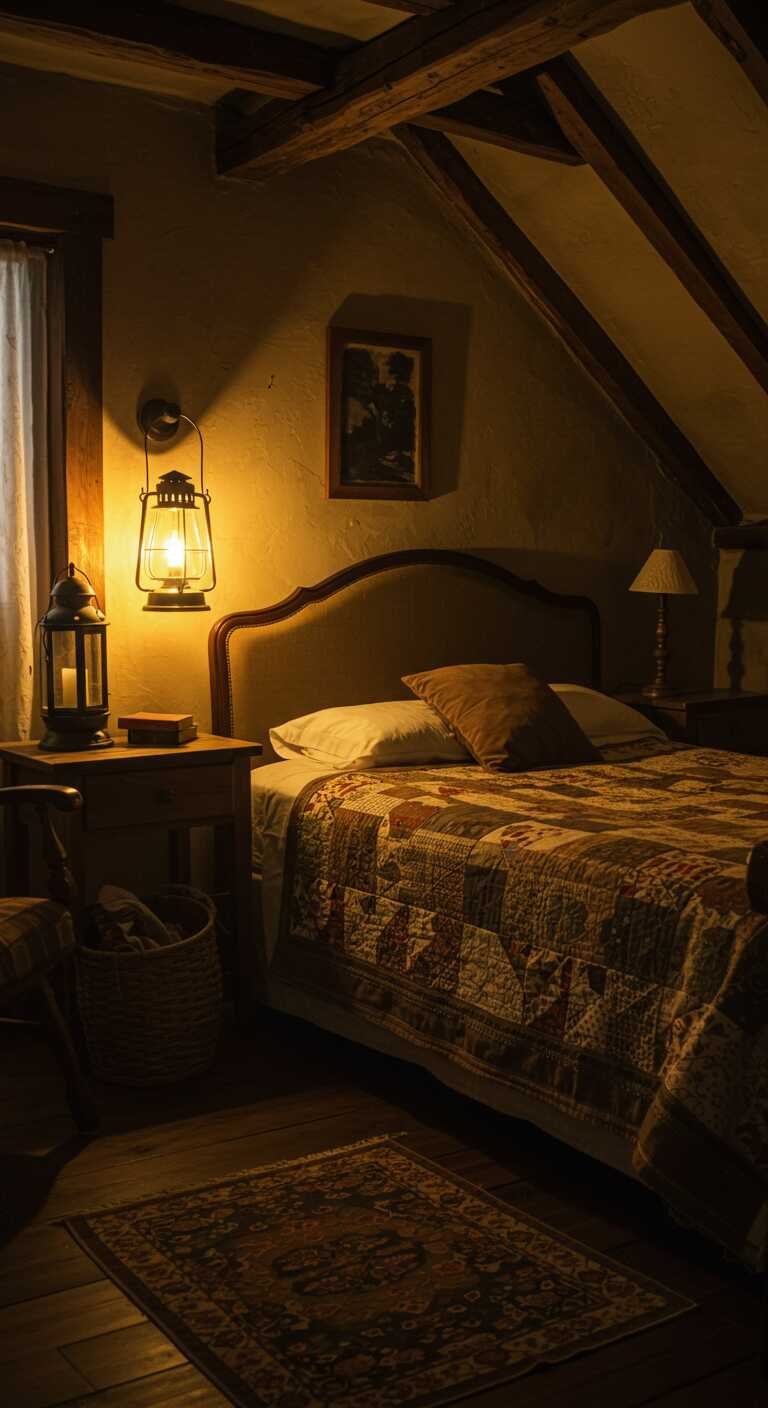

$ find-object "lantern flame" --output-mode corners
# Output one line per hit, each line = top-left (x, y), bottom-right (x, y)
(163, 531), (185, 577)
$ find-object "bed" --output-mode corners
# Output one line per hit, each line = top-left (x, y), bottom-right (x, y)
(209, 549), (768, 1270)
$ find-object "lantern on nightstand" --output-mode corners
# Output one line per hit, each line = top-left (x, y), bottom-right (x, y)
(136, 399), (216, 612)
(39, 564), (112, 751)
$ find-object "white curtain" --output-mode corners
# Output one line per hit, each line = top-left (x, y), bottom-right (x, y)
(0, 241), (49, 741)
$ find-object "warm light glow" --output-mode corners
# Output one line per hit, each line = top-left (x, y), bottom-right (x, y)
(163, 531), (185, 577)
(136, 476), (215, 609)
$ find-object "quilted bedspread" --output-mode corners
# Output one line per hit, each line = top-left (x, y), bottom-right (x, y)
(274, 739), (768, 1265)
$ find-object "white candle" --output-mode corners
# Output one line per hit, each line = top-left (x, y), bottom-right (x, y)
(61, 667), (78, 708)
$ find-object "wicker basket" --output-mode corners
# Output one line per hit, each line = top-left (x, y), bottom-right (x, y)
(76, 886), (223, 1086)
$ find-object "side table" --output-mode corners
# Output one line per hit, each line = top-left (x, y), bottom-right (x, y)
(614, 690), (768, 755)
(0, 733), (262, 1013)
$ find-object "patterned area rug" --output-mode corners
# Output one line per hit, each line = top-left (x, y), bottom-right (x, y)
(66, 1136), (694, 1408)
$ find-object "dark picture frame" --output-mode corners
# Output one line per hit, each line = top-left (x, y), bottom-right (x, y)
(326, 327), (431, 500)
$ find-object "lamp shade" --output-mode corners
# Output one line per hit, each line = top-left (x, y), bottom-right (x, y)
(629, 548), (698, 596)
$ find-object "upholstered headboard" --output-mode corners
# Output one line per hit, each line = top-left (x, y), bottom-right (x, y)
(209, 550), (601, 760)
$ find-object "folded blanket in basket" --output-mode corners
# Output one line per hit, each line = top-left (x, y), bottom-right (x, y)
(88, 886), (182, 954)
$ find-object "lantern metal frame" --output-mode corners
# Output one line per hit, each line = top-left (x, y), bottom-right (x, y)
(136, 400), (216, 612)
(38, 564), (112, 752)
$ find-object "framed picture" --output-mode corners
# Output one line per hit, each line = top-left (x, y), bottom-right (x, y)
(326, 327), (431, 500)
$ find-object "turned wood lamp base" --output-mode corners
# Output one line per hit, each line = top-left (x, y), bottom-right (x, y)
(630, 548), (698, 701)
(640, 593), (670, 698)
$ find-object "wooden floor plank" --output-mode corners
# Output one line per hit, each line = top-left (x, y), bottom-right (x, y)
(0, 1020), (763, 1408)
(643, 1354), (764, 1406)
(9, 1106), (401, 1221)
(492, 1173), (647, 1249)
(612, 1236), (730, 1301)
(15, 1105), (490, 1226)
(0, 1016), (346, 1140)
(62, 1321), (186, 1390)
(552, 1324), (756, 1408)
(0, 1348), (92, 1408)
(464, 1306), (756, 1407)
(0, 1280), (144, 1363)
(0, 1224), (103, 1308)
(435, 1145), (546, 1188)
(703, 1283), (765, 1332)
(64, 1363), (229, 1407)
(0, 1085), (372, 1167)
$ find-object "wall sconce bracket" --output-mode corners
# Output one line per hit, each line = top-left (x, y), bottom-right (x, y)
(138, 399), (182, 442)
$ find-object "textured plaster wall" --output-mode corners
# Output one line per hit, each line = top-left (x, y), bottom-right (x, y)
(0, 63), (716, 731)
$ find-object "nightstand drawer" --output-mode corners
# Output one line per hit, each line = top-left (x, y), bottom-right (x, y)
(86, 765), (234, 830)
(695, 710), (768, 754)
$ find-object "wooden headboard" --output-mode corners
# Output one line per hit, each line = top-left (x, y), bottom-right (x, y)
(208, 549), (601, 755)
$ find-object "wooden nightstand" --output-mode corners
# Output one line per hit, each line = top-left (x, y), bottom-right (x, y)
(0, 733), (262, 1009)
(614, 690), (768, 755)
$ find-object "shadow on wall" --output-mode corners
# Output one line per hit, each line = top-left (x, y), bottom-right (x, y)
(720, 551), (768, 690)
(474, 546), (716, 695)
(104, 142), (390, 450)
(331, 294), (471, 498)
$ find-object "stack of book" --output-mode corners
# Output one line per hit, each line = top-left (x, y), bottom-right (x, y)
(118, 712), (198, 746)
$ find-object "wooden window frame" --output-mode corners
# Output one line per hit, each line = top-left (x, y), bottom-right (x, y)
(0, 176), (113, 607)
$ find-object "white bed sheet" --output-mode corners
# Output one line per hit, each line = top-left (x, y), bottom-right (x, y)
(252, 759), (331, 963)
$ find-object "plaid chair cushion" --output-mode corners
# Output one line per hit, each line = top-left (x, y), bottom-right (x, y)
(0, 898), (75, 986)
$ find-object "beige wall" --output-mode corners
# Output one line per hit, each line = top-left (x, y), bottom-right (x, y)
(0, 62), (717, 732)
(716, 551), (768, 693)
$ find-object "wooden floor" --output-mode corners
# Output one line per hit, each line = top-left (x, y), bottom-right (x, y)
(0, 1009), (765, 1408)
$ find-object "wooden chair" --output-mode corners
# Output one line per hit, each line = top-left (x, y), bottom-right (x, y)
(0, 784), (99, 1132)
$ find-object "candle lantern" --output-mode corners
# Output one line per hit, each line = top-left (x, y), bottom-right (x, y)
(39, 564), (112, 751)
(136, 399), (215, 611)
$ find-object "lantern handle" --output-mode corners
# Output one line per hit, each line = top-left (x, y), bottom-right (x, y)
(52, 562), (94, 585)
(179, 413), (205, 497)
(142, 410), (205, 497)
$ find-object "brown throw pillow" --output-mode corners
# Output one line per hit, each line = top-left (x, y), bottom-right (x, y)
(402, 663), (599, 772)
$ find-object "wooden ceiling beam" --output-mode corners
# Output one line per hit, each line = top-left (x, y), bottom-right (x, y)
(411, 78), (584, 164)
(693, 1), (768, 108)
(397, 123), (740, 527)
(217, 0), (685, 181)
(538, 56), (768, 393)
(356, 0), (452, 12)
(0, 1), (334, 100)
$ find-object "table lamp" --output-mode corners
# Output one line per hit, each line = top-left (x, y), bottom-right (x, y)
(629, 548), (698, 698)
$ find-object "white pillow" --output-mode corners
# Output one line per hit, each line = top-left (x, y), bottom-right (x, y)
(270, 700), (469, 770)
(551, 684), (666, 746)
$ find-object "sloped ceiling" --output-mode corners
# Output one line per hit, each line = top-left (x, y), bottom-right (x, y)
(5, 0), (767, 512)
(178, 0), (768, 516)
(455, 6), (768, 513)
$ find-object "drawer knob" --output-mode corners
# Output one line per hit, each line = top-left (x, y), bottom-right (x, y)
(156, 787), (175, 805)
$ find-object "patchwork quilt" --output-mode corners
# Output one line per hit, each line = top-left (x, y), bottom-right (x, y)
(274, 740), (768, 1265)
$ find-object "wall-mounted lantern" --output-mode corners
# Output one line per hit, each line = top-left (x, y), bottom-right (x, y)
(136, 400), (215, 612)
